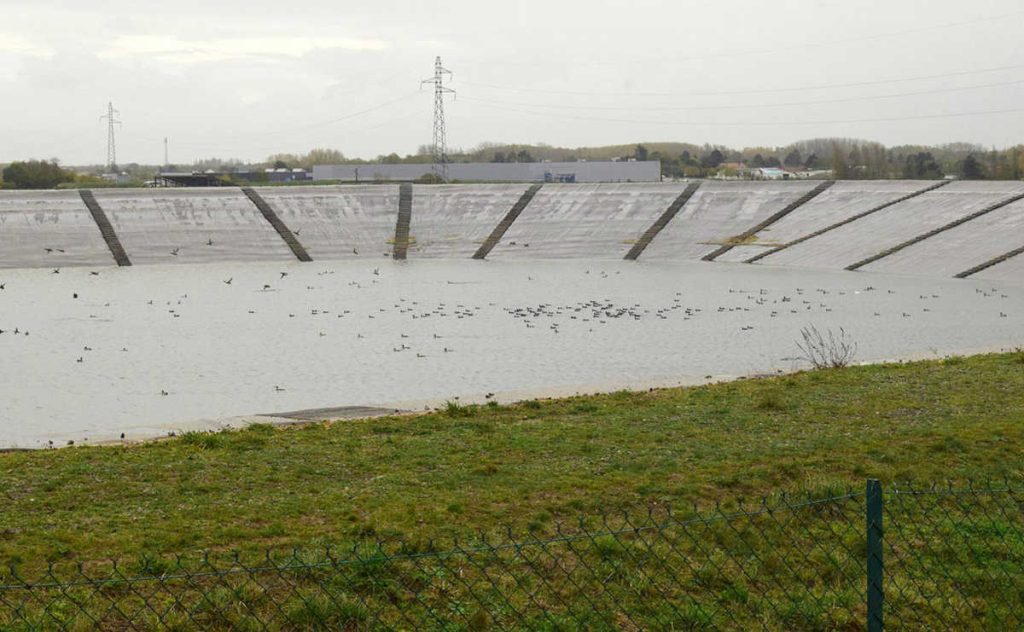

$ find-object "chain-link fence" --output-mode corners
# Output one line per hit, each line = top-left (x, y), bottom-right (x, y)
(1, 481), (1021, 630)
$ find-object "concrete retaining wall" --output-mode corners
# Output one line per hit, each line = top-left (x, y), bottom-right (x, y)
(0, 191), (116, 269)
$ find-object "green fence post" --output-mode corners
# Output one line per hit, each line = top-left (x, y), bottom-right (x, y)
(867, 479), (883, 631)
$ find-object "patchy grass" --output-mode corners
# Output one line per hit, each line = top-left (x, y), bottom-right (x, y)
(1, 352), (1023, 569)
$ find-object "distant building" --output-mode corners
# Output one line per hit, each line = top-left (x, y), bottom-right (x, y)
(311, 161), (661, 183)
(752, 167), (794, 180)
(155, 169), (311, 187)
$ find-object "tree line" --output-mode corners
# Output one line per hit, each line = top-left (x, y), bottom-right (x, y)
(3, 138), (1022, 188)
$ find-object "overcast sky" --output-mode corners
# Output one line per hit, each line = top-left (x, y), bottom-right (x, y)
(0, 0), (1021, 166)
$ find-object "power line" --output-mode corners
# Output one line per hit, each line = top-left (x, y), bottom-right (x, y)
(465, 100), (1024, 128)
(460, 63), (1024, 98)
(458, 9), (1024, 70)
(460, 77), (1024, 113)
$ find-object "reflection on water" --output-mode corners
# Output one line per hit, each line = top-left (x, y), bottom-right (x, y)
(0, 260), (1020, 448)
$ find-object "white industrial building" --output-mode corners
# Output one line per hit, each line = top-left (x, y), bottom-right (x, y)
(312, 161), (661, 183)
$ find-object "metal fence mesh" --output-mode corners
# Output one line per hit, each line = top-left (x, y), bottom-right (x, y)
(1, 483), (1021, 630)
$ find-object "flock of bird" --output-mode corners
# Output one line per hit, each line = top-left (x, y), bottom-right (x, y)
(0, 264), (1017, 406)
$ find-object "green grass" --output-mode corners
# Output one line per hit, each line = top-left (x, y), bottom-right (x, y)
(1, 352), (1022, 569)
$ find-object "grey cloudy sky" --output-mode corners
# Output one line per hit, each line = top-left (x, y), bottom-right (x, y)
(0, 0), (1021, 165)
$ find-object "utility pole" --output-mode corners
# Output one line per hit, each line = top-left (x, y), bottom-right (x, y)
(164, 137), (169, 168)
(100, 102), (121, 172)
(421, 56), (455, 182)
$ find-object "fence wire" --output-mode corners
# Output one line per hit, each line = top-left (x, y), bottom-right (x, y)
(0, 483), (1021, 630)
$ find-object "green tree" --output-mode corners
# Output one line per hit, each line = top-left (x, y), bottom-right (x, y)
(701, 149), (724, 168)
(804, 153), (818, 169)
(1, 160), (74, 189)
(831, 145), (850, 179)
(961, 154), (985, 179)
(634, 144), (649, 161)
(903, 152), (944, 179)
(783, 149), (803, 167)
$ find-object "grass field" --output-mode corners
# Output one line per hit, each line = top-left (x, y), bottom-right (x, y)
(2, 351), (1022, 569)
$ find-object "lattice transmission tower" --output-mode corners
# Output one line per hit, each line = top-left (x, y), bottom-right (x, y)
(100, 102), (122, 171)
(421, 57), (455, 182)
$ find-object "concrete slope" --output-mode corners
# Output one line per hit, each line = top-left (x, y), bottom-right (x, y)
(640, 181), (819, 261)
(860, 196), (1024, 276)
(490, 183), (691, 259)
(764, 181), (1024, 270)
(410, 184), (533, 258)
(0, 190), (117, 269)
(255, 185), (399, 260)
(94, 188), (295, 265)
(720, 180), (933, 264)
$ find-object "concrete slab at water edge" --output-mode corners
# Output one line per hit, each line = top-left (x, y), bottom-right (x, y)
(766, 181), (1024, 270)
(861, 197), (1024, 277)
(0, 190), (116, 269)
(93, 188), (295, 265)
(409, 184), (534, 258)
(716, 181), (932, 263)
(640, 181), (819, 261)
(492, 183), (692, 259)
(255, 185), (400, 260)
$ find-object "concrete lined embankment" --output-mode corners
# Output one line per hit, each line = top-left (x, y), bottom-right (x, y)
(2, 181), (1023, 281)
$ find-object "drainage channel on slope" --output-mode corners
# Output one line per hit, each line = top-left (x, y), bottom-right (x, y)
(955, 245), (1024, 279)
(472, 184), (543, 260)
(392, 183), (413, 260)
(846, 191), (1024, 271)
(745, 180), (951, 264)
(241, 187), (313, 262)
(702, 180), (835, 262)
(79, 189), (132, 266)
(624, 182), (701, 261)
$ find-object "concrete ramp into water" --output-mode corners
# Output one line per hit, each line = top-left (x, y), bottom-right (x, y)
(0, 190), (118, 269)
(405, 184), (534, 258)
(254, 185), (400, 260)
(490, 183), (692, 259)
(762, 181), (1024, 271)
(93, 188), (296, 265)
(639, 181), (820, 261)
